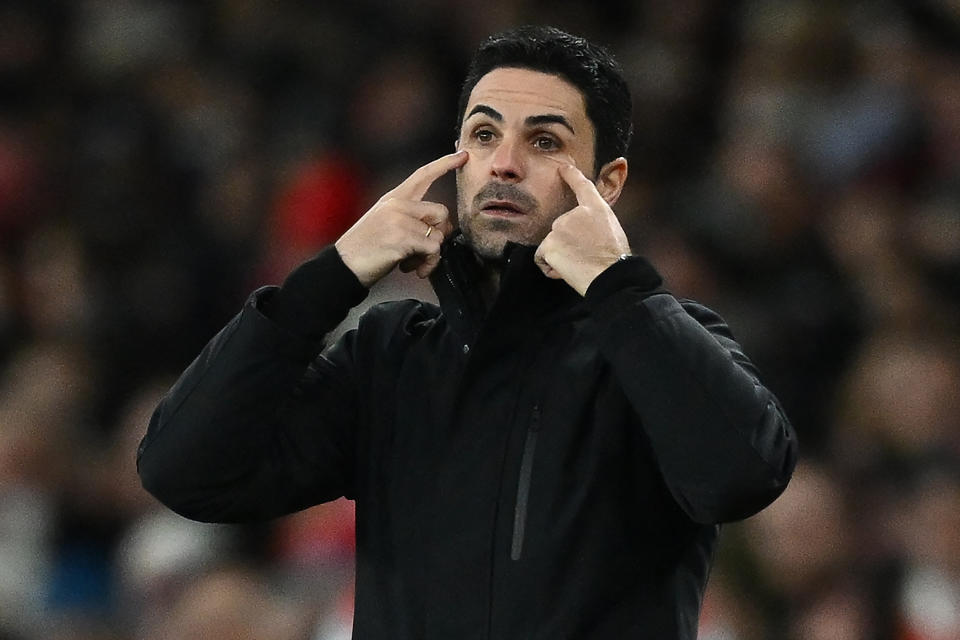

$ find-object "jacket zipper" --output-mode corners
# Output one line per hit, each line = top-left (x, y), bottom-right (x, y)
(511, 404), (541, 561)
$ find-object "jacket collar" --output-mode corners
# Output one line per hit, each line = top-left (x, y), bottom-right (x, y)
(429, 233), (584, 342)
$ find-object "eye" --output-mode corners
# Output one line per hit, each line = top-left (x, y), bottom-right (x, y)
(533, 135), (559, 151)
(474, 128), (494, 143)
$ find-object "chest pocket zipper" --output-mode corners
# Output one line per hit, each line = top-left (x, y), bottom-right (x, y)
(511, 404), (541, 561)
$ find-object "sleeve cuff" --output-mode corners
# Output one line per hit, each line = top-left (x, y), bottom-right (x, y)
(583, 255), (666, 309)
(264, 246), (369, 342)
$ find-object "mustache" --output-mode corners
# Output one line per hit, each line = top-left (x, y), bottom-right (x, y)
(472, 182), (538, 212)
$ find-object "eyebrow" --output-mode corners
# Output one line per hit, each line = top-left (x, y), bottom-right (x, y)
(525, 114), (575, 135)
(466, 104), (576, 135)
(467, 104), (503, 121)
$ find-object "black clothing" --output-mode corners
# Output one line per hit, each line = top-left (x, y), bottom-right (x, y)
(138, 238), (797, 639)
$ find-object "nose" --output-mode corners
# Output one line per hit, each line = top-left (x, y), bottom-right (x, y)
(490, 137), (525, 182)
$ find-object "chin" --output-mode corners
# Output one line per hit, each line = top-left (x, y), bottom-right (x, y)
(470, 239), (510, 262)
(461, 229), (509, 262)
(461, 215), (538, 261)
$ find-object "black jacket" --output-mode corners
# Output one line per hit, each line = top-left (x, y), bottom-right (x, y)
(138, 238), (797, 639)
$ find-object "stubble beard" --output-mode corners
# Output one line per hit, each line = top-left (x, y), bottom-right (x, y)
(456, 177), (545, 262)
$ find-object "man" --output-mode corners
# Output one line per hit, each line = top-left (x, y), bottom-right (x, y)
(138, 25), (797, 639)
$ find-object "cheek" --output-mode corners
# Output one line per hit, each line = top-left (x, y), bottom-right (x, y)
(533, 168), (576, 210)
(455, 167), (480, 210)
(455, 171), (467, 204)
(461, 156), (492, 188)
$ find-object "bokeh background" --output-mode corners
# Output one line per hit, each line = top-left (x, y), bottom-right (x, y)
(1, 1), (959, 638)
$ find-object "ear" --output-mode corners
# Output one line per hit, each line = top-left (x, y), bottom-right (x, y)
(594, 157), (628, 206)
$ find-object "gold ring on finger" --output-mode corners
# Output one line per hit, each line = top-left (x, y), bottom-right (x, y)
(424, 225), (434, 238)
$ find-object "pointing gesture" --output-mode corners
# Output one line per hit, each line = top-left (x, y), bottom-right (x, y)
(390, 150), (469, 201)
(556, 161), (611, 209)
(534, 162), (631, 296)
(336, 151), (468, 287)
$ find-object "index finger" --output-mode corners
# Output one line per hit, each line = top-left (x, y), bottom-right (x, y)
(558, 163), (607, 207)
(393, 150), (468, 201)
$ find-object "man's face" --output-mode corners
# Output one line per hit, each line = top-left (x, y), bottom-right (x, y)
(455, 67), (597, 260)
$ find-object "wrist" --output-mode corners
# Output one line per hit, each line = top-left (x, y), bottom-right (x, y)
(583, 253), (665, 303)
(570, 254), (627, 296)
(335, 240), (378, 288)
(268, 246), (369, 341)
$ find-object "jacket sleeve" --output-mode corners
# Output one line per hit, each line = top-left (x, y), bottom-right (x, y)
(137, 247), (369, 523)
(584, 256), (798, 524)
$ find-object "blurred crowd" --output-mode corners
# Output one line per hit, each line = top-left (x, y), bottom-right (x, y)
(0, 1), (958, 639)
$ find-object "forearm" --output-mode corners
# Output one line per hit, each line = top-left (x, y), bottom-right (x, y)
(585, 259), (797, 523)
(138, 300), (315, 520)
(138, 248), (368, 522)
(266, 245), (370, 342)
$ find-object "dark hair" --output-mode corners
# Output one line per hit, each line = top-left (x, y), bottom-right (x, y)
(456, 25), (633, 172)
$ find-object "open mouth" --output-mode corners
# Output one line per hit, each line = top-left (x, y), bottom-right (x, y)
(481, 200), (526, 216)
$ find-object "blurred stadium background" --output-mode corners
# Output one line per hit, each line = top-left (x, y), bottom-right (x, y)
(1, 1), (959, 638)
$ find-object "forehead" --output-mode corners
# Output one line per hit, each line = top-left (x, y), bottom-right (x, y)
(464, 67), (589, 124)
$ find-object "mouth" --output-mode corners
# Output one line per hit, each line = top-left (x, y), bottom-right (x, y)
(480, 200), (527, 217)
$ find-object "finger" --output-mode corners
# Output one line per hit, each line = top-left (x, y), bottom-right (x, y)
(398, 247), (440, 274)
(558, 163), (607, 208)
(379, 199), (449, 227)
(534, 242), (561, 280)
(398, 218), (443, 258)
(534, 244), (547, 272)
(413, 201), (450, 227)
(437, 218), (455, 239)
(393, 150), (468, 201)
(399, 226), (444, 273)
(422, 222), (443, 243)
(416, 253), (442, 278)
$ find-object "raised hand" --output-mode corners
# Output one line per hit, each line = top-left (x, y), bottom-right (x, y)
(335, 150), (468, 287)
(534, 163), (631, 296)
